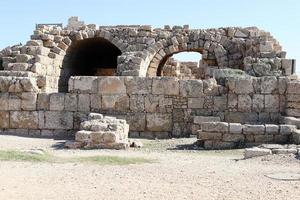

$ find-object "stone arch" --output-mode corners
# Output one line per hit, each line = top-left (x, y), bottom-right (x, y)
(145, 33), (229, 77)
(57, 30), (124, 92)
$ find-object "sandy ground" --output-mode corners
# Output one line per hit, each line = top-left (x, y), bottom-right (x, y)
(0, 135), (300, 200)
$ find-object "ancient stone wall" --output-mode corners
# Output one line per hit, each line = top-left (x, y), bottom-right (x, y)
(1, 75), (298, 139)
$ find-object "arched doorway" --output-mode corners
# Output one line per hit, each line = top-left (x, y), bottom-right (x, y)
(59, 37), (122, 92)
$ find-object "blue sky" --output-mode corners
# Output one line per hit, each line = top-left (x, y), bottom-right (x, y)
(0, 0), (299, 73)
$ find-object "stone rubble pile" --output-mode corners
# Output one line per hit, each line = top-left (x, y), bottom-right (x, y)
(65, 113), (129, 149)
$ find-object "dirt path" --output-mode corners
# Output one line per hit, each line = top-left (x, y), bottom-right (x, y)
(0, 135), (299, 200)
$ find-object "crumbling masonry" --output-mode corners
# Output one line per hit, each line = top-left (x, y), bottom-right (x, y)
(0, 17), (300, 149)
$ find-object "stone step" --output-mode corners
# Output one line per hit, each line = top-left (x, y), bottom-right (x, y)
(281, 116), (300, 129)
(0, 70), (36, 77)
(193, 116), (221, 125)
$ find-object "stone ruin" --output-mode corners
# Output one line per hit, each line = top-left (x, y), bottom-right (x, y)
(0, 16), (300, 149)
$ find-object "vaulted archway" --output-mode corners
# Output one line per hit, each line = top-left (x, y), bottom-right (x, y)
(58, 37), (122, 92)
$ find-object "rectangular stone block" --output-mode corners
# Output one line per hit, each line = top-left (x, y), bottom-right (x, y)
(238, 95), (252, 112)
(286, 109), (300, 117)
(254, 135), (274, 143)
(194, 116), (220, 125)
(279, 125), (296, 135)
(265, 124), (279, 134)
(64, 93), (77, 111)
(282, 59), (293, 75)
(78, 94), (90, 112)
(152, 77), (179, 95)
(10, 111), (38, 129)
(72, 76), (98, 93)
(130, 95), (145, 112)
(44, 111), (73, 129)
(264, 95), (279, 112)
(229, 123), (243, 134)
(90, 94), (101, 111)
(8, 94), (21, 110)
(188, 98), (204, 109)
(98, 77), (126, 94)
(21, 92), (37, 110)
(287, 81), (300, 94)
(145, 95), (172, 113)
(0, 93), (9, 111)
(197, 131), (222, 140)
(126, 113), (146, 132)
(146, 113), (172, 132)
(124, 77), (152, 94)
(37, 93), (50, 110)
(0, 111), (9, 128)
(49, 93), (65, 111)
(223, 133), (244, 142)
(227, 77), (253, 94)
(102, 94), (129, 111)
(243, 124), (265, 135)
(260, 76), (278, 94)
(201, 122), (229, 133)
(227, 94), (237, 110)
(213, 96), (227, 111)
(179, 79), (203, 97)
(252, 94), (264, 112)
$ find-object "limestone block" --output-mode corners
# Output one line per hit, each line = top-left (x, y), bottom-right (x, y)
(264, 95), (279, 112)
(49, 93), (65, 111)
(78, 94), (90, 112)
(179, 79), (203, 97)
(72, 76), (98, 93)
(278, 77), (288, 95)
(292, 129), (300, 144)
(146, 113), (172, 132)
(227, 94), (238, 110)
(0, 111), (9, 128)
(37, 93), (50, 110)
(98, 77), (126, 94)
(152, 77), (179, 95)
(254, 135), (274, 143)
(238, 95), (252, 112)
(287, 81), (300, 94)
(35, 55), (52, 65)
(282, 59), (293, 75)
(244, 147), (272, 159)
(8, 94), (21, 110)
(194, 116), (220, 125)
(44, 111), (73, 129)
(243, 124), (265, 135)
(188, 97), (204, 109)
(90, 94), (101, 111)
(223, 133), (244, 142)
(265, 124), (279, 134)
(64, 93), (77, 111)
(145, 95), (172, 113)
(252, 94), (264, 112)
(197, 131), (222, 140)
(21, 92), (37, 110)
(102, 94), (129, 111)
(279, 125), (296, 135)
(225, 112), (258, 124)
(259, 41), (273, 52)
(75, 130), (92, 142)
(201, 122), (229, 133)
(124, 77), (152, 94)
(16, 54), (33, 63)
(130, 95), (145, 112)
(261, 76), (278, 94)
(213, 95), (227, 111)
(9, 111), (38, 129)
(8, 63), (29, 71)
(229, 123), (243, 134)
(126, 113), (146, 131)
(227, 77), (253, 94)
(0, 93), (9, 111)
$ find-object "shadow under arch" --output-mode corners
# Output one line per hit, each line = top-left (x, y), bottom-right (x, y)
(58, 37), (122, 92)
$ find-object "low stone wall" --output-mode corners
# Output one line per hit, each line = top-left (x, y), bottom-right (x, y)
(0, 75), (299, 139)
(198, 122), (298, 149)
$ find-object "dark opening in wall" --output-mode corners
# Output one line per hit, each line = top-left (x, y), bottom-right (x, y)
(59, 38), (122, 92)
(0, 59), (3, 70)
